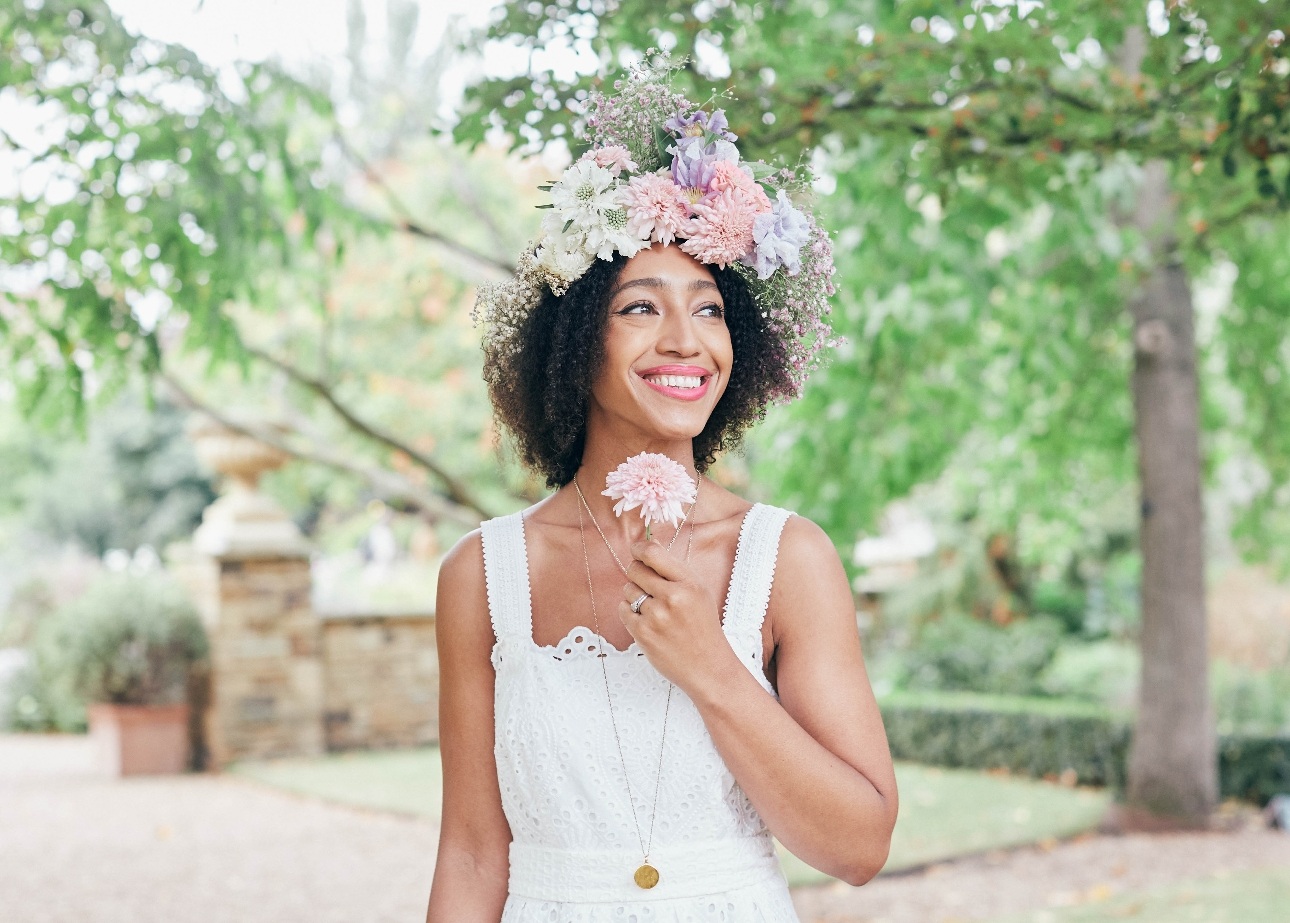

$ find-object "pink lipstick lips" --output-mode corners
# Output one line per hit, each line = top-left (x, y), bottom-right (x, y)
(637, 364), (713, 402)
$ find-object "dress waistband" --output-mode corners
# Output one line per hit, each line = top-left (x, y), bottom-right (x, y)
(507, 835), (783, 903)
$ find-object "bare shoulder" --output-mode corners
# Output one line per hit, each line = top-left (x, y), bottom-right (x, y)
(435, 529), (491, 647)
(775, 513), (848, 590)
(769, 512), (853, 639)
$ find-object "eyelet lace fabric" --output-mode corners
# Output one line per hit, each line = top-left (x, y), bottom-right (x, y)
(480, 503), (799, 922)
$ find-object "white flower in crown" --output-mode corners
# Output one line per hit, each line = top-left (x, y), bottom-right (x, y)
(535, 216), (594, 286)
(583, 206), (650, 261)
(549, 159), (620, 227)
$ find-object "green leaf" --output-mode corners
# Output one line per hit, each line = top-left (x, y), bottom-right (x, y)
(655, 125), (675, 164)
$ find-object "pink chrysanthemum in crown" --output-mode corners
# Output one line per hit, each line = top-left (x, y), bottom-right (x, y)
(474, 56), (840, 401)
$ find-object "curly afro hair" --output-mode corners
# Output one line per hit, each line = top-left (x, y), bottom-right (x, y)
(483, 253), (794, 488)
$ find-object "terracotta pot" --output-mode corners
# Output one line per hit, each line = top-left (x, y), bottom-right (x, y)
(88, 703), (192, 776)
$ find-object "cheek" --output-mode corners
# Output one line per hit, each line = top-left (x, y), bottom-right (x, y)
(591, 326), (634, 395)
(711, 326), (734, 372)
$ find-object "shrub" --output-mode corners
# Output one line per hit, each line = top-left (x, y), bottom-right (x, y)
(896, 614), (1066, 697)
(1220, 734), (1290, 804)
(1032, 579), (1087, 634)
(15, 573), (207, 716)
(1, 651), (88, 732)
(1211, 661), (1290, 735)
(1038, 640), (1139, 711)
(880, 689), (1131, 787)
(879, 689), (1290, 804)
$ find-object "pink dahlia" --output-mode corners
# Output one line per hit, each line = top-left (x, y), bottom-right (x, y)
(619, 170), (693, 246)
(583, 144), (638, 176)
(709, 161), (772, 213)
(679, 189), (758, 269)
(602, 452), (697, 534)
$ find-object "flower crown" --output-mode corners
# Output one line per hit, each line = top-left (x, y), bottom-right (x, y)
(474, 61), (839, 400)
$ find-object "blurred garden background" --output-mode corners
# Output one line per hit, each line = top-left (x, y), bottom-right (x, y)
(2, 1), (1290, 921)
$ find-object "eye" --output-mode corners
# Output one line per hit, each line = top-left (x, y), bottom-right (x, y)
(696, 303), (725, 318)
(615, 300), (657, 316)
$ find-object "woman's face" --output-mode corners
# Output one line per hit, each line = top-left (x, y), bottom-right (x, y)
(588, 243), (733, 443)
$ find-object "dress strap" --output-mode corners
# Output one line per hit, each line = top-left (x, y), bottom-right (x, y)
(721, 503), (794, 642)
(479, 511), (533, 643)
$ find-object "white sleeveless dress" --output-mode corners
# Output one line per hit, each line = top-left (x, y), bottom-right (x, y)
(480, 502), (802, 922)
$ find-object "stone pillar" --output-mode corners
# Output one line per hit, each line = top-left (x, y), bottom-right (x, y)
(179, 417), (323, 770)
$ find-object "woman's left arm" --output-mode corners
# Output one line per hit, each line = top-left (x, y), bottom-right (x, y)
(627, 515), (898, 886)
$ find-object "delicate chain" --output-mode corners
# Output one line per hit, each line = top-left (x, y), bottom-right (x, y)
(572, 474), (693, 576)
(574, 478), (699, 867)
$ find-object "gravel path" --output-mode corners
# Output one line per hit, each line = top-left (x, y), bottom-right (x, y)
(3, 734), (1287, 923)
(0, 735), (438, 923)
(791, 825), (1290, 923)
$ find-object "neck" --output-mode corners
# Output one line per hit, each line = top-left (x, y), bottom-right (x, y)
(572, 438), (700, 544)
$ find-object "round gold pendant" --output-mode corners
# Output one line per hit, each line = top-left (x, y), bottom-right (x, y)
(633, 863), (660, 889)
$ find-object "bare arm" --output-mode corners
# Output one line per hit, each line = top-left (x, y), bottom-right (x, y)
(425, 531), (511, 922)
(623, 516), (898, 886)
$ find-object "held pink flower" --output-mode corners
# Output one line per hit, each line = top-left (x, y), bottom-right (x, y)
(602, 452), (697, 537)
(619, 170), (693, 246)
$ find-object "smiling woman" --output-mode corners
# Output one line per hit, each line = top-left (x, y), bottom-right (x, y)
(487, 244), (788, 489)
(426, 61), (896, 923)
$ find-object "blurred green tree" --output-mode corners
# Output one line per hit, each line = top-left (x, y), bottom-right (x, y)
(455, 0), (1290, 824)
(1, 0), (526, 529)
(0, 394), (215, 556)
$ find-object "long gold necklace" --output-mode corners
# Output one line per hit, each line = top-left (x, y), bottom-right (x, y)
(572, 474), (699, 890)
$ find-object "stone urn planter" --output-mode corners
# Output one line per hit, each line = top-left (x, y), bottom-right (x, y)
(88, 703), (192, 776)
(186, 415), (306, 558)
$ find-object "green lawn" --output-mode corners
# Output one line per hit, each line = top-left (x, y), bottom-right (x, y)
(231, 746), (444, 819)
(231, 749), (1109, 887)
(783, 762), (1109, 886)
(988, 865), (1290, 923)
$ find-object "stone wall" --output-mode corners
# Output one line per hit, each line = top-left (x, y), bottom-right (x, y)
(174, 547), (440, 768)
(180, 554), (325, 769)
(320, 613), (438, 751)
(175, 417), (441, 769)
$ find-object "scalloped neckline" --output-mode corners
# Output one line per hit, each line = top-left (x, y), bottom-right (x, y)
(519, 504), (760, 659)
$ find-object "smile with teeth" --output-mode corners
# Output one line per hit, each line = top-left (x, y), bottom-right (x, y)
(643, 373), (704, 389)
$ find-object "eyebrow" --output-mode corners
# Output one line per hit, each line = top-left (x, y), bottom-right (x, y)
(608, 276), (720, 301)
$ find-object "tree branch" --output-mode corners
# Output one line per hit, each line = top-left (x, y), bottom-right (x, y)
(1192, 197), (1287, 248)
(389, 214), (518, 275)
(333, 128), (517, 275)
(447, 145), (513, 258)
(239, 341), (496, 521)
(159, 368), (484, 528)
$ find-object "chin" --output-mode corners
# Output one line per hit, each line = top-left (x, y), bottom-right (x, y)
(640, 405), (716, 441)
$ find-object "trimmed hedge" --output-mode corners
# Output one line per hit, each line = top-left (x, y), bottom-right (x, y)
(879, 690), (1290, 804)
(1220, 733), (1290, 804)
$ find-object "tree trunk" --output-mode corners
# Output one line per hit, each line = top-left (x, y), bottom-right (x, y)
(1123, 159), (1217, 825)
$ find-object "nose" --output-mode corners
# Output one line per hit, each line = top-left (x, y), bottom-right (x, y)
(656, 309), (701, 358)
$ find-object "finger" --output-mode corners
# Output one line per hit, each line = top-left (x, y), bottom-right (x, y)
(618, 602), (641, 638)
(622, 582), (647, 605)
(624, 564), (670, 599)
(630, 539), (689, 581)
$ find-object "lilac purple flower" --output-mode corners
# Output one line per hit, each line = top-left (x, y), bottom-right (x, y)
(664, 107), (737, 142)
(670, 141), (724, 204)
(741, 190), (812, 280)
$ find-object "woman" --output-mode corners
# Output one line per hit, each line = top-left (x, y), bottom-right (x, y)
(427, 68), (897, 923)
